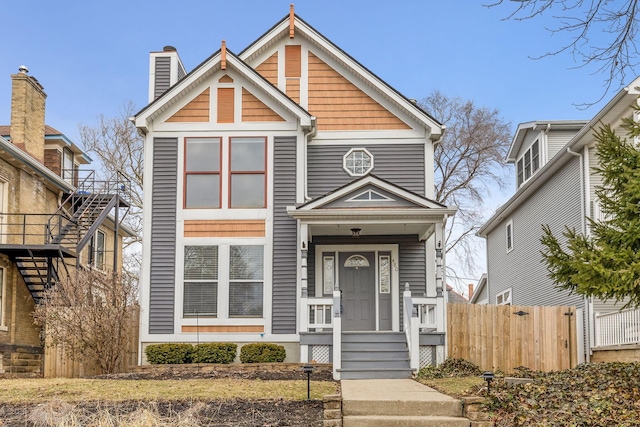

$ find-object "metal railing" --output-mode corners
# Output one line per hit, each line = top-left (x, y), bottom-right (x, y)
(0, 213), (78, 246)
(594, 308), (640, 347)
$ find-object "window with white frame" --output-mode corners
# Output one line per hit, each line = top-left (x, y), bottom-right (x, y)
(496, 288), (512, 305)
(183, 246), (219, 317)
(62, 148), (74, 184)
(516, 140), (540, 188)
(229, 245), (264, 317)
(88, 230), (106, 270)
(343, 148), (373, 176)
(506, 220), (514, 252)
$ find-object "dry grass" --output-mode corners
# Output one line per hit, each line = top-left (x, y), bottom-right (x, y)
(416, 376), (484, 397)
(0, 378), (338, 403)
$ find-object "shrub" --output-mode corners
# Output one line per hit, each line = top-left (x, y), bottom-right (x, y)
(145, 343), (194, 364)
(192, 343), (238, 364)
(240, 343), (286, 363)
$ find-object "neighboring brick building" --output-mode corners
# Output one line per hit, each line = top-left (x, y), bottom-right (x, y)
(0, 67), (133, 375)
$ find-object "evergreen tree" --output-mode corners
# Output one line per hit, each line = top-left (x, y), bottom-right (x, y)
(541, 110), (640, 307)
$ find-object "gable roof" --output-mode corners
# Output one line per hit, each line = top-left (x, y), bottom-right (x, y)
(134, 47), (313, 131)
(506, 120), (588, 162)
(478, 76), (640, 237)
(469, 273), (488, 304)
(239, 13), (443, 139)
(296, 174), (448, 211)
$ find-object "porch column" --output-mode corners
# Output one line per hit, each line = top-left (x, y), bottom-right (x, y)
(435, 220), (446, 364)
(299, 222), (309, 363)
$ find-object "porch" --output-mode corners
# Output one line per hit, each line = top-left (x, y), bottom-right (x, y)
(286, 176), (455, 380)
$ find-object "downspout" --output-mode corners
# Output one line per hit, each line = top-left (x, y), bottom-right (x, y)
(566, 145), (590, 363)
(303, 117), (317, 202)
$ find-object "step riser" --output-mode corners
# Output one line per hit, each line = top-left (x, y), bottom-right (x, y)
(343, 415), (469, 427)
(340, 370), (413, 380)
(343, 400), (462, 418)
(342, 351), (409, 361)
(342, 343), (407, 351)
(342, 360), (409, 370)
(342, 334), (405, 343)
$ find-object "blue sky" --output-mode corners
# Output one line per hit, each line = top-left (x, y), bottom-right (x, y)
(1, 0), (629, 288)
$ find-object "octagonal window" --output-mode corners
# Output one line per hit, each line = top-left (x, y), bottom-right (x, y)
(343, 148), (373, 176)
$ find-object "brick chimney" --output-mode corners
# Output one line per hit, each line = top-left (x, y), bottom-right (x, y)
(10, 66), (46, 162)
(468, 283), (474, 300)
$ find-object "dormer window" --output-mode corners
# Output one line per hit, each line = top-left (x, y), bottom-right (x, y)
(343, 148), (373, 176)
(516, 140), (540, 188)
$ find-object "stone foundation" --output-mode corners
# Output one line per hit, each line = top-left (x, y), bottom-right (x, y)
(462, 396), (492, 427)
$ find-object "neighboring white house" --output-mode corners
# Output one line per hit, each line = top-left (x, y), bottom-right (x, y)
(478, 77), (640, 362)
(134, 7), (457, 379)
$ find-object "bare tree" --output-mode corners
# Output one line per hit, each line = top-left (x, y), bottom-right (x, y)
(489, 0), (640, 103)
(420, 91), (512, 282)
(78, 101), (144, 270)
(33, 269), (139, 374)
(78, 102), (143, 241)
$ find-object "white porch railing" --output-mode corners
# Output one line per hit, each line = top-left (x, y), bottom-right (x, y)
(307, 298), (333, 330)
(594, 308), (640, 347)
(412, 298), (438, 332)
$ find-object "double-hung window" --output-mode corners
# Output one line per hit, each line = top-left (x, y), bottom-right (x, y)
(516, 140), (540, 188)
(229, 245), (264, 317)
(185, 137), (221, 208)
(229, 137), (266, 208)
(506, 220), (514, 252)
(183, 246), (218, 317)
(88, 230), (106, 270)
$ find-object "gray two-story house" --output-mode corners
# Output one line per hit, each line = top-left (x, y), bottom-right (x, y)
(134, 7), (456, 379)
(478, 77), (640, 362)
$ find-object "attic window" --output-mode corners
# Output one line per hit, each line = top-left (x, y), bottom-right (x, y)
(347, 190), (392, 202)
(343, 148), (373, 176)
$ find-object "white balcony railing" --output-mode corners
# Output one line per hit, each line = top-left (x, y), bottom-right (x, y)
(594, 308), (640, 347)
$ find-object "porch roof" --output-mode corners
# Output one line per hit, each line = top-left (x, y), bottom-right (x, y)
(287, 174), (457, 240)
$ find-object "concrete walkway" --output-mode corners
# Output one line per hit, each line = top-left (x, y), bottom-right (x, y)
(341, 379), (469, 426)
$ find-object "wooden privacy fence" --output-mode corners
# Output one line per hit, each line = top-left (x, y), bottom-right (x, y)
(447, 303), (578, 372)
(43, 306), (139, 378)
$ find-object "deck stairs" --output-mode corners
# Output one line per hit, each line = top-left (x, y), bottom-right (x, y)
(339, 332), (413, 380)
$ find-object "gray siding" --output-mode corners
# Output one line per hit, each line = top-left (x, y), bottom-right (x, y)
(154, 57), (171, 99)
(475, 283), (488, 303)
(177, 63), (186, 81)
(486, 156), (585, 309)
(149, 137), (178, 334)
(547, 130), (578, 161)
(399, 240), (427, 295)
(307, 144), (425, 197)
(272, 136), (298, 334)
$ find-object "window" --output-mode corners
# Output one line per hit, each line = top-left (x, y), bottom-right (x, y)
(230, 137), (266, 208)
(183, 246), (218, 317)
(496, 288), (512, 305)
(185, 137), (221, 208)
(379, 255), (391, 293)
(343, 148), (373, 176)
(323, 255), (335, 295)
(506, 220), (514, 252)
(229, 245), (264, 317)
(63, 148), (74, 184)
(516, 141), (540, 187)
(89, 230), (106, 270)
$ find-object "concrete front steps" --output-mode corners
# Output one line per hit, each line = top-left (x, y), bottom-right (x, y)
(341, 379), (469, 427)
(339, 332), (412, 380)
